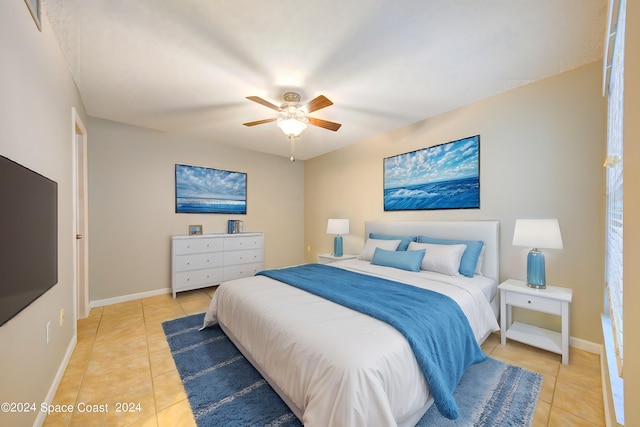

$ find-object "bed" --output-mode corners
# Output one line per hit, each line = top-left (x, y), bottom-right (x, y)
(202, 220), (500, 426)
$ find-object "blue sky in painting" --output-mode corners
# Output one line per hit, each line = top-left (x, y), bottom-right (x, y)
(384, 136), (479, 189)
(176, 165), (246, 200)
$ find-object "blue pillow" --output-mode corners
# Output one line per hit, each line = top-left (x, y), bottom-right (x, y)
(416, 236), (484, 278)
(369, 233), (417, 251)
(371, 248), (425, 272)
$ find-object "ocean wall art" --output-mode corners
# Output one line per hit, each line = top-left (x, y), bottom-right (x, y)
(383, 135), (480, 211)
(175, 164), (247, 214)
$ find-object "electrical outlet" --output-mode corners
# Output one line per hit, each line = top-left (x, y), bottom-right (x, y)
(46, 321), (51, 344)
(59, 309), (64, 326)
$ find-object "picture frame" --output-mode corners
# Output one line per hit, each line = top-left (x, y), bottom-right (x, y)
(175, 164), (247, 214)
(188, 225), (203, 236)
(24, 0), (42, 31)
(383, 135), (480, 211)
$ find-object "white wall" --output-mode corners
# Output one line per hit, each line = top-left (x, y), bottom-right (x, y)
(0, 3), (87, 426)
(87, 118), (305, 302)
(305, 62), (606, 344)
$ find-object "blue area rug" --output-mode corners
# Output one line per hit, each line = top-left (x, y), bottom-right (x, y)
(163, 313), (542, 426)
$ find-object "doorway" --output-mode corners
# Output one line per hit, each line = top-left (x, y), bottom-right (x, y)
(72, 108), (89, 319)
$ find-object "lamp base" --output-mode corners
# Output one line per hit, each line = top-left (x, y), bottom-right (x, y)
(333, 235), (343, 257)
(526, 249), (546, 289)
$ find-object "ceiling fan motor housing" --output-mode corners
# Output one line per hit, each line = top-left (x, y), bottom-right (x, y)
(282, 92), (301, 104)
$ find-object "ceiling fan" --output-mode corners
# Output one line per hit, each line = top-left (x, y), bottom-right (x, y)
(243, 92), (342, 162)
(243, 92), (342, 136)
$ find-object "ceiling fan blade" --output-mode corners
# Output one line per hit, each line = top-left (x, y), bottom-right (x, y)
(243, 118), (277, 127)
(246, 96), (282, 112)
(308, 117), (342, 131)
(304, 95), (333, 113)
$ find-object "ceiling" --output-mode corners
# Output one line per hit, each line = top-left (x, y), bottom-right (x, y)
(44, 0), (607, 161)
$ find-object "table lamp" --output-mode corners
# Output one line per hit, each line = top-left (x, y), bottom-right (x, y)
(326, 219), (349, 257)
(512, 219), (563, 289)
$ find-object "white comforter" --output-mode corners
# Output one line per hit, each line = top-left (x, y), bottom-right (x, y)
(203, 259), (499, 427)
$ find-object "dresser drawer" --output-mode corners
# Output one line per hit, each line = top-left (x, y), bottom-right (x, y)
(223, 235), (263, 251)
(171, 233), (263, 297)
(224, 249), (263, 266)
(504, 291), (562, 315)
(223, 262), (263, 281)
(174, 253), (224, 272)
(173, 237), (223, 255)
(174, 267), (223, 290)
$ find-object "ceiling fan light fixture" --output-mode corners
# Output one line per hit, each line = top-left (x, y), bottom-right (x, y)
(244, 92), (341, 155)
(277, 117), (308, 137)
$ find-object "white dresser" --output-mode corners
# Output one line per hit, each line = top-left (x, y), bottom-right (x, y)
(171, 233), (264, 297)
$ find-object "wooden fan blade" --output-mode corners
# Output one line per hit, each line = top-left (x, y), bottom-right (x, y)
(304, 95), (333, 113)
(246, 96), (282, 112)
(308, 117), (342, 131)
(243, 118), (277, 127)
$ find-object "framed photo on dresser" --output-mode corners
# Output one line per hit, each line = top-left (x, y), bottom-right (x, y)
(188, 225), (203, 235)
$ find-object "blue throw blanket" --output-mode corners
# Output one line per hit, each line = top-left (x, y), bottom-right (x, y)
(257, 263), (486, 420)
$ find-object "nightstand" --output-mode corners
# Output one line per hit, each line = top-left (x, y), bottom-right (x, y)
(499, 279), (573, 364)
(317, 253), (357, 264)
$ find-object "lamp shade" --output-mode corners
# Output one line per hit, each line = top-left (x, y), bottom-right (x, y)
(277, 118), (307, 137)
(513, 219), (563, 249)
(326, 219), (349, 235)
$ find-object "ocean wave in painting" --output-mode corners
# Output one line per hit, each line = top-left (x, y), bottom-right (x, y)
(384, 177), (479, 211)
(176, 197), (246, 214)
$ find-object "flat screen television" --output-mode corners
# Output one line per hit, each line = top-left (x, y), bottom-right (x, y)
(0, 154), (58, 326)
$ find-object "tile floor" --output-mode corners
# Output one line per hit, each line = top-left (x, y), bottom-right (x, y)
(43, 288), (605, 426)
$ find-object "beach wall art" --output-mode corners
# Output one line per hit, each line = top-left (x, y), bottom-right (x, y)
(383, 135), (480, 211)
(175, 164), (247, 214)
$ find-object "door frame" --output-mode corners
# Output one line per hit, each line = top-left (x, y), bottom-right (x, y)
(72, 107), (89, 320)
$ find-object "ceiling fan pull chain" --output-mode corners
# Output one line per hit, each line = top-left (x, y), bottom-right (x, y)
(290, 135), (296, 162)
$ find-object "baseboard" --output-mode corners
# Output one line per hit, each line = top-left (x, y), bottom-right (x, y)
(90, 287), (171, 308)
(32, 334), (77, 427)
(570, 336), (602, 354)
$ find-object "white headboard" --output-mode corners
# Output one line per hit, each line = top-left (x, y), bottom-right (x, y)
(364, 220), (500, 281)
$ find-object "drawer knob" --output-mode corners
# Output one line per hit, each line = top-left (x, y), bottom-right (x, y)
(528, 300), (532, 304)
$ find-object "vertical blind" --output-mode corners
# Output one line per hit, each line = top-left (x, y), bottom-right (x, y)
(604, 0), (625, 377)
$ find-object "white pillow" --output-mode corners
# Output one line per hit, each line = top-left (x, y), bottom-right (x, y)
(408, 241), (466, 276)
(358, 238), (401, 261)
(474, 245), (486, 275)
